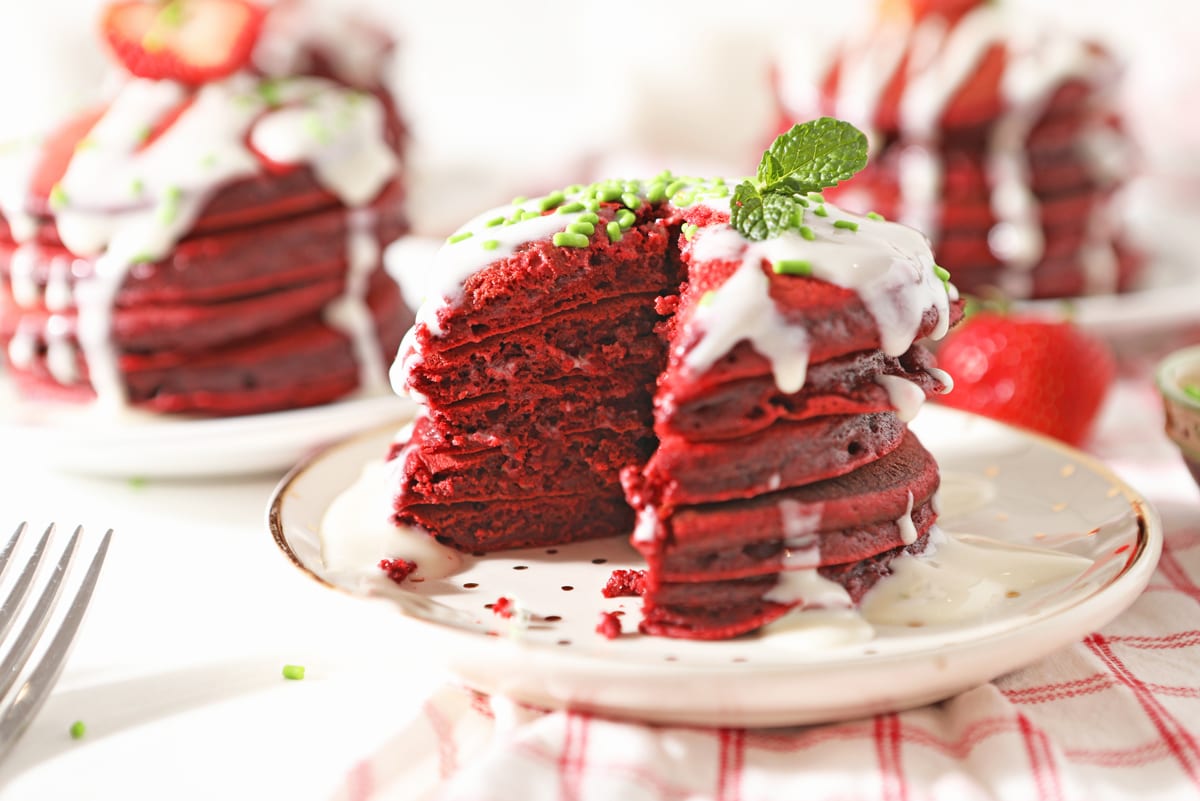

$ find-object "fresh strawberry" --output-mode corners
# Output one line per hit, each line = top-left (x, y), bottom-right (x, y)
(935, 312), (1116, 446)
(101, 0), (265, 85)
(29, 107), (107, 205)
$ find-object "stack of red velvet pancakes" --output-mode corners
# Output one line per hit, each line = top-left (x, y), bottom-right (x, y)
(393, 120), (961, 640)
(772, 0), (1140, 299)
(0, 0), (409, 416)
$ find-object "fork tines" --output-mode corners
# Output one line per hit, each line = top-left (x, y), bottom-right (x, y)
(0, 523), (112, 757)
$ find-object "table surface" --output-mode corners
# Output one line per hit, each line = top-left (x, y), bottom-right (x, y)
(0, 374), (1196, 800)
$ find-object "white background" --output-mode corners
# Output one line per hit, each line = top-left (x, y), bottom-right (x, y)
(1, 0), (1197, 233)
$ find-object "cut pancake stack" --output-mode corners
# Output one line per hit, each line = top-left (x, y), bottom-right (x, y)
(393, 149), (960, 640)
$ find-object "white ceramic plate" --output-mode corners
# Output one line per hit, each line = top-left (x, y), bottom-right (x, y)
(269, 405), (1161, 727)
(0, 374), (414, 478)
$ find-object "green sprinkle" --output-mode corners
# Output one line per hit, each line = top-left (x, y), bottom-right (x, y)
(867, 211), (885, 221)
(521, 210), (541, 221)
(158, 0), (185, 27)
(69, 720), (86, 740)
(621, 192), (642, 210)
(539, 191), (565, 211)
(485, 215), (505, 227)
(577, 212), (600, 224)
(49, 184), (69, 210)
(511, 195), (527, 205)
(566, 184), (583, 193)
(646, 183), (667, 203)
(130, 253), (155, 265)
(282, 664), (306, 681)
(683, 223), (699, 241)
(616, 209), (636, 230)
(157, 186), (182, 225)
(795, 195), (809, 208)
(808, 192), (825, 203)
(201, 153), (217, 169)
(813, 205), (828, 217)
(672, 192), (695, 207)
(447, 231), (473, 244)
(606, 221), (623, 242)
(655, 169), (674, 181)
(773, 259), (814, 276)
(665, 179), (687, 197)
(257, 79), (282, 107)
(130, 178), (144, 196)
(557, 201), (586, 214)
(566, 221), (595, 236)
(553, 231), (590, 248)
(585, 199), (601, 213)
(1184, 384), (1200, 402)
(933, 264), (952, 283)
(833, 220), (859, 232)
(798, 225), (816, 241)
(713, 177), (726, 186)
(698, 290), (716, 308)
(481, 239), (500, 251)
(137, 125), (152, 143)
(127, 476), (147, 490)
(598, 185), (623, 202)
(303, 112), (331, 144)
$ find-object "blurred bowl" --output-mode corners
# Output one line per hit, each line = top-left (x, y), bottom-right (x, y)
(1156, 344), (1200, 491)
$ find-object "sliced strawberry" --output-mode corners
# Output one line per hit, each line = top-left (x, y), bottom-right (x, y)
(935, 312), (1116, 446)
(29, 106), (108, 205)
(101, 0), (265, 86)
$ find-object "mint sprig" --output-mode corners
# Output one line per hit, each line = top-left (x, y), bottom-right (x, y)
(731, 118), (868, 241)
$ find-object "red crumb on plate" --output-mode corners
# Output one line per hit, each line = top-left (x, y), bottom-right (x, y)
(492, 596), (515, 619)
(602, 569), (646, 598)
(596, 612), (622, 639)
(378, 558), (417, 584)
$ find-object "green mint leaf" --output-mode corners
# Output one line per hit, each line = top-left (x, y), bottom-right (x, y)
(731, 181), (770, 241)
(757, 118), (868, 193)
(761, 192), (799, 236)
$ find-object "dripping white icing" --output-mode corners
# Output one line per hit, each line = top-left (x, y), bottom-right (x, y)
(320, 459), (463, 583)
(249, 87), (398, 206)
(632, 505), (659, 544)
(324, 208), (388, 394)
(685, 231), (812, 394)
(876, 374), (927, 422)
(778, 499), (821, 540)
(685, 205), (949, 394)
(8, 244), (39, 308)
(926, 365), (955, 393)
(44, 314), (78, 385)
(897, 490), (918, 546)
(765, 540), (853, 609)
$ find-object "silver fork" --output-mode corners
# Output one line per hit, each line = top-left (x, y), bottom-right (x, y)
(0, 523), (112, 758)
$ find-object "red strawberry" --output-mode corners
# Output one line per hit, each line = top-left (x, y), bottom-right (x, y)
(101, 0), (265, 86)
(935, 312), (1116, 446)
